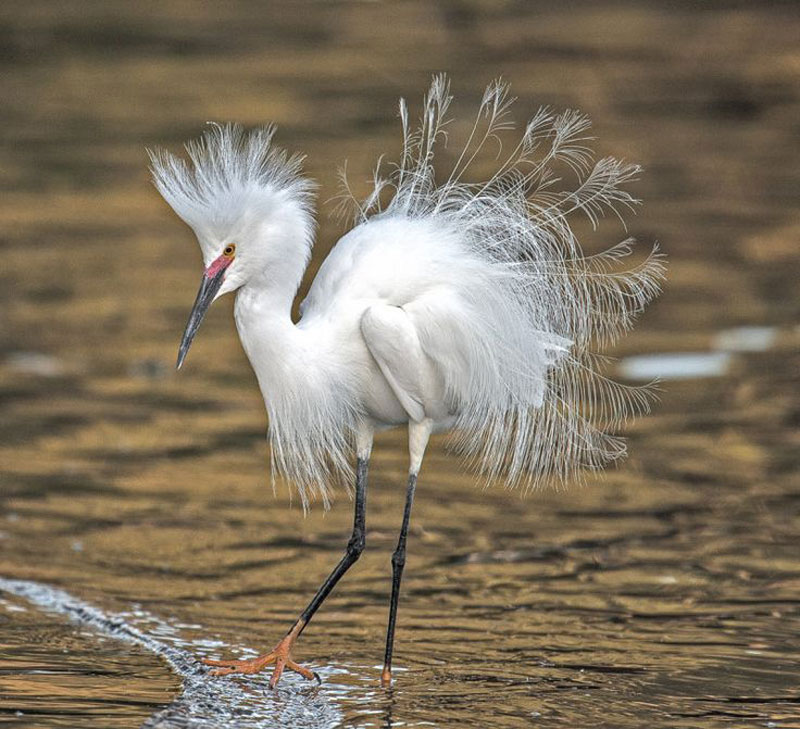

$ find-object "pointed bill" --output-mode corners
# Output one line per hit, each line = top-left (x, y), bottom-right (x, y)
(176, 265), (228, 369)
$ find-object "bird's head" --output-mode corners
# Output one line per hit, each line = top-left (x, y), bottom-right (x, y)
(149, 124), (315, 368)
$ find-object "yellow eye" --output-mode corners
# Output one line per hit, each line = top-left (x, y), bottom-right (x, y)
(223, 244), (236, 258)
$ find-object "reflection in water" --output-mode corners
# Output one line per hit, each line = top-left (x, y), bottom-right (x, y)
(4, 352), (65, 378)
(618, 352), (733, 380)
(711, 326), (779, 353)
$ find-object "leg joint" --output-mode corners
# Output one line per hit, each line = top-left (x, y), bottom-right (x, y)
(391, 547), (406, 570)
(346, 531), (365, 559)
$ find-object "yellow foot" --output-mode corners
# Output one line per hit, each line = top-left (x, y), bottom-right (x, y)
(380, 665), (392, 687)
(202, 633), (319, 689)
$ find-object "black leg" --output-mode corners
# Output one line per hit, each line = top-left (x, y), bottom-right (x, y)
(203, 456), (369, 686)
(295, 456), (368, 634)
(381, 471), (417, 686)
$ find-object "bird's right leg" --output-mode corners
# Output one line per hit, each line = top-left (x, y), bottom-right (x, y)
(381, 417), (432, 687)
(203, 425), (373, 687)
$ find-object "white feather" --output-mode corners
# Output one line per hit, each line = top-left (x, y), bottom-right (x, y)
(149, 124), (315, 264)
(152, 76), (665, 508)
(338, 74), (666, 492)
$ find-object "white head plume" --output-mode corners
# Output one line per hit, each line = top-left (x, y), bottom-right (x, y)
(149, 124), (316, 282)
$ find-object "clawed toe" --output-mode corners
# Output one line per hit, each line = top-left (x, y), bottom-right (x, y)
(203, 657), (264, 669)
(200, 635), (317, 687)
(201, 653), (275, 676)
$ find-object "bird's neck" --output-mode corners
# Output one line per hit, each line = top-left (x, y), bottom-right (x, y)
(233, 261), (309, 386)
(231, 188), (326, 411)
(232, 237), (358, 502)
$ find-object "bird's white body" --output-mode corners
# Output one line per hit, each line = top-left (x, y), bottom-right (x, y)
(151, 77), (665, 508)
(238, 217), (454, 432)
(302, 223), (455, 430)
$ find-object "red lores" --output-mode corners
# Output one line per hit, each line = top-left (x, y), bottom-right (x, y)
(205, 251), (234, 279)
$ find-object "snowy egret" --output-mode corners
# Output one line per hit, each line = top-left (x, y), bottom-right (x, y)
(150, 76), (664, 688)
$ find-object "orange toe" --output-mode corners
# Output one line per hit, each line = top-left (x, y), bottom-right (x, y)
(202, 653), (276, 676)
(201, 633), (316, 687)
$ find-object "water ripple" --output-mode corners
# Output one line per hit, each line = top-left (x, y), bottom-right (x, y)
(0, 578), (344, 729)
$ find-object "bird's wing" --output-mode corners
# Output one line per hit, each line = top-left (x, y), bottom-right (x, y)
(360, 304), (431, 422)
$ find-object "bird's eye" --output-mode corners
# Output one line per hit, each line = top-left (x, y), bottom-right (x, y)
(223, 244), (236, 258)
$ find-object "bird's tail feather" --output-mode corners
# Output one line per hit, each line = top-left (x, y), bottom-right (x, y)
(341, 74), (666, 491)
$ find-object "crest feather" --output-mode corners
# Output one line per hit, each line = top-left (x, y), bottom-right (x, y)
(149, 123), (315, 259)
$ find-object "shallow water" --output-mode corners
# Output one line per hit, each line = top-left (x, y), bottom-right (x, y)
(1, 2), (799, 727)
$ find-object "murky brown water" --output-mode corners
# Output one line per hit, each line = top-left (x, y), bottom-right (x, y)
(1, 2), (799, 727)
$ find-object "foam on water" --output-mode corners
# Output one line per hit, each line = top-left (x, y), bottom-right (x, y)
(0, 578), (344, 728)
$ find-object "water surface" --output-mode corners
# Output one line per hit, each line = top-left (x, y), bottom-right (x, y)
(1, 2), (799, 727)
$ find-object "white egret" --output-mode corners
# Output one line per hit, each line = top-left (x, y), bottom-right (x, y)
(150, 76), (665, 688)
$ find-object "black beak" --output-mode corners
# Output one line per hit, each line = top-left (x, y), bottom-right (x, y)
(176, 266), (227, 369)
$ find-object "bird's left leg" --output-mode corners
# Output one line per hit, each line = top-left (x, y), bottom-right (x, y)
(381, 417), (432, 687)
(203, 424), (374, 687)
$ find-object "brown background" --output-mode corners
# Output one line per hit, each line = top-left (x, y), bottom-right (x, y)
(1, 2), (798, 727)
